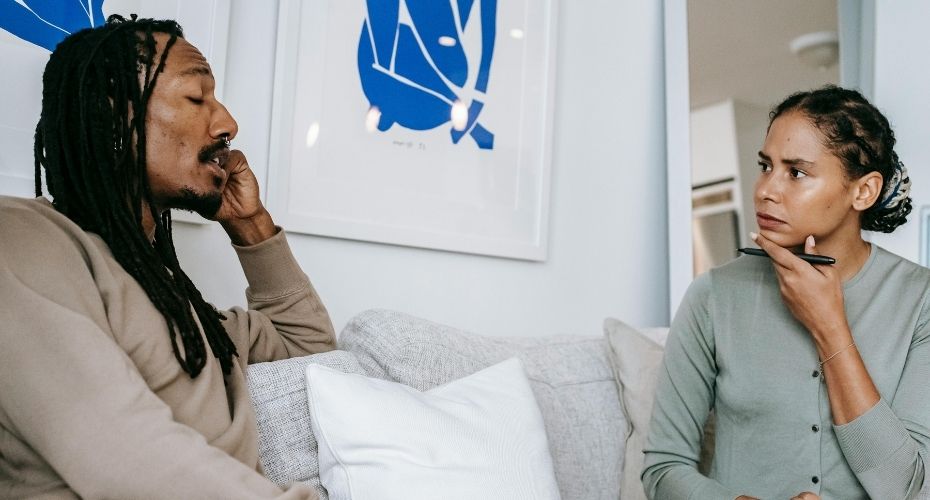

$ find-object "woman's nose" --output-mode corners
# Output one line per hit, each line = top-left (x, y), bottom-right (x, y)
(755, 174), (779, 203)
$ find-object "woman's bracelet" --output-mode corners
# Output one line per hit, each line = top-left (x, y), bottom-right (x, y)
(819, 342), (856, 368)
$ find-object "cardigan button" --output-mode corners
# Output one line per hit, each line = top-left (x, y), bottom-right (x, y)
(812, 476), (820, 484)
(812, 370), (820, 378)
(812, 424), (820, 433)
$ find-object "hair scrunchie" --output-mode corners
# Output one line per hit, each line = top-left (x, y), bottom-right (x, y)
(878, 161), (911, 210)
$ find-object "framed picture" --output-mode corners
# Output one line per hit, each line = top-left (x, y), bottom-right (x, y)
(267, 0), (559, 260)
(0, 0), (230, 228)
(920, 205), (930, 267)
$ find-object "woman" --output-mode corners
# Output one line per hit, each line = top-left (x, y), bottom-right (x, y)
(642, 86), (930, 500)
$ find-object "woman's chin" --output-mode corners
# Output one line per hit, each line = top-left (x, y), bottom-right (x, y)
(757, 229), (804, 249)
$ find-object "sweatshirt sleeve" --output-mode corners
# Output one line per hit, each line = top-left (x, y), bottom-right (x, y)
(642, 274), (739, 500)
(831, 304), (930, 499)
(0, 246), (317, 499)
(222, 228), (337, 363)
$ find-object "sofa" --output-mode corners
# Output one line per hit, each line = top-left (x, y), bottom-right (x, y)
(247, 309), (667, 500)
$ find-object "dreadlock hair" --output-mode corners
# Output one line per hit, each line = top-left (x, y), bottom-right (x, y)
(34, 15), (238, 377)
(769, 85), (912, 233)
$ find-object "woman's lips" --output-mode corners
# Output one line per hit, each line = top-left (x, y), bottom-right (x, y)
(756, 212), (786, 230)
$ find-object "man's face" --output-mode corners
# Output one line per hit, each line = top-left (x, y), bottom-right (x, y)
(144, 34), (238, 217)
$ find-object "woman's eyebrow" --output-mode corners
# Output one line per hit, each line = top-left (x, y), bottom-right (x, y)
(757, 151), (815, 167)
(783, 157), (815, 167)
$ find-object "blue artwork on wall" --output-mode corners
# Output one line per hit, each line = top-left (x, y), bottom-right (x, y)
(0, 0), (106, 52)
(358, 0), (496, 150)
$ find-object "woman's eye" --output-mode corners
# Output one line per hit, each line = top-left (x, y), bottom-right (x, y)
(790, 167), (807, 179)
(187, 97), (204, 105)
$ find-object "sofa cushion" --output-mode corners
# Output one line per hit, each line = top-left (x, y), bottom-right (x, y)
(248, 350), (367, 499)
(305, 358), (561, 500)
(339, 309), (626, 500)
(604, 318), (715, 500)
(604, 318), (668, 500)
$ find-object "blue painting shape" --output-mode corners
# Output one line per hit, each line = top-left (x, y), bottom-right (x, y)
(405, 0), (467, 87)
(364, 0), (398, 67)
(456, 0), (475, 29)
(474, 0), (496, 92)
(0, 0), (105, 52)
(359, 23), (452, 132)
(450, 100), (493, 150)
(358, 0), (496, 149)
(394, 25), (457, 102)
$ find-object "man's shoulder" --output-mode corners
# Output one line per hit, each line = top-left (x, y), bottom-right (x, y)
(0, 195), (96, 268)
(1, 195), (61, 226)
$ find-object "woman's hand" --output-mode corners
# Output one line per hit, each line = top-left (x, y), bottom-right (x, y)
(753, 231), (879, 425)
(751, 232), (852, 353)
(790, 492), (820, 500)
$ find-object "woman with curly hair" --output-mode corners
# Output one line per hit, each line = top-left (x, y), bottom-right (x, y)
(644, 86), (927, 500)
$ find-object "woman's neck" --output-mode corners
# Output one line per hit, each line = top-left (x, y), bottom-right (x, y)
(797, 227), (872, 282)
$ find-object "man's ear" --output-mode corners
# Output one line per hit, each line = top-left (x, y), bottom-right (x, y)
(852, 171), (884, 212)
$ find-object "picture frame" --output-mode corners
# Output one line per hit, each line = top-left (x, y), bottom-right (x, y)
(0, 0), (230, 229)
(920, 205), (930, 267)
(267, 0), (559, 261)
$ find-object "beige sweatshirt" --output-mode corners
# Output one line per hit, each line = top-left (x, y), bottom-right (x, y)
(0, 196), (336, 499)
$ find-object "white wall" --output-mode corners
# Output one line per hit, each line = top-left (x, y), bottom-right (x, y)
(173, 0), (670, 337)
(867, 1), (930, 263)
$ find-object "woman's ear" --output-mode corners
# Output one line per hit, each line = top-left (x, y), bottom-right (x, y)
(852, 171), (884, 212)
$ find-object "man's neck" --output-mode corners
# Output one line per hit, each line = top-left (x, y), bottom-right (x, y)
(140, 203), (160, 243)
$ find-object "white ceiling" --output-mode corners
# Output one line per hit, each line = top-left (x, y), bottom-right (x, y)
(688, 0), (839, 110)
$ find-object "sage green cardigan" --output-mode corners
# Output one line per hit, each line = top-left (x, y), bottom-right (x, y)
(644, 246), (930, 499)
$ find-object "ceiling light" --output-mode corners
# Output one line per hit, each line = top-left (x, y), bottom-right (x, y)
(789, 31), (839, 70)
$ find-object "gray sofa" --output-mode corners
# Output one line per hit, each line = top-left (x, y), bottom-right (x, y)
(247, 309), (628, 500)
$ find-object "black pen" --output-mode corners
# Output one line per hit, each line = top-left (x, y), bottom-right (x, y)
(738, 247), (836, 265)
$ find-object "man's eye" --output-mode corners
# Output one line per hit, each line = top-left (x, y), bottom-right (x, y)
(758, 162), (771, 172)
(790, 167), (807, 179)
(187, 97), (204, 104)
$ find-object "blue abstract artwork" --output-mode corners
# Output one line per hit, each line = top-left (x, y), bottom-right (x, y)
(0, 0), (106, 52)
(358, 0), (496, 150)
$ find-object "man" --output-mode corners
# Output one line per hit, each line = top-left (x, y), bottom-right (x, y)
(0, 16), (333, 499)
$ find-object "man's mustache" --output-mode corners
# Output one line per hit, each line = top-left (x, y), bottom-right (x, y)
(198, 139), (230, 164)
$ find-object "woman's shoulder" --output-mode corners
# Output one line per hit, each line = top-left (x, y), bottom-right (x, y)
(679, 255), (774, 310)
(702, 253), (774, 290)
(871, 244), (930, 271)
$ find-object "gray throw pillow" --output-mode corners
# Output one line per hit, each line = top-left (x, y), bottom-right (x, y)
(248, 350), (367, 499)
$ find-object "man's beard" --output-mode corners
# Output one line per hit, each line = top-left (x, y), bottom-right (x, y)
(169, 187), (223, 219)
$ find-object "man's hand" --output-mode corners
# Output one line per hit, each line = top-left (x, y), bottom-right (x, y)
(790, 492), (820, 500)
(212, 150), (263, 222)
(213, 150), (276, 246)
(751, 232), (852, 353)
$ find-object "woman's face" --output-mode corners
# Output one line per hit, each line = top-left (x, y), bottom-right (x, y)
(753, 111), (862, 249)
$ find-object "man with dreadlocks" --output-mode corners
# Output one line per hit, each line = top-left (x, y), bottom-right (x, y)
(0, 15), (335, 499)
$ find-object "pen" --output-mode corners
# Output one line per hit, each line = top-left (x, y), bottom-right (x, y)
(737, 247), (836, 265)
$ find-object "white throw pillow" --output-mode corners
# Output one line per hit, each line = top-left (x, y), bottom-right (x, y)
(304, 357), (561, 500)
